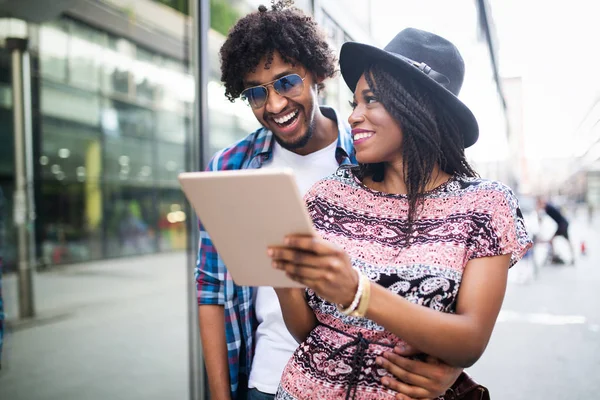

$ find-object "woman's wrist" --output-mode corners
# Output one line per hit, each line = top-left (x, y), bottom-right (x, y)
(337, 267), (363, 315)
(351, 274), (371, 318)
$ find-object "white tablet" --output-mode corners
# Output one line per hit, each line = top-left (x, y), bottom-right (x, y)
(178, 168), (313, 288)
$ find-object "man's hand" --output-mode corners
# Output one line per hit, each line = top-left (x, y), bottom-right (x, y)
(376, 344), (463, 400)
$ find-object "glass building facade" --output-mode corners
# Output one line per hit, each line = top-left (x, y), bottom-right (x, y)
(0, 8), (194, 271)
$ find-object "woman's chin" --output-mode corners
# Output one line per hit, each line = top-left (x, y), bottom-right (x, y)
(356, 154), (379, 164)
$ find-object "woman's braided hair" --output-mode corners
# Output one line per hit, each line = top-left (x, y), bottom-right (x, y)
(357, 63), (478, 233)
(219, 0), (337, 102)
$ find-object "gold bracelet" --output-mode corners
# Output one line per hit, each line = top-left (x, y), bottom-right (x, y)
(351, 273), (371, 318)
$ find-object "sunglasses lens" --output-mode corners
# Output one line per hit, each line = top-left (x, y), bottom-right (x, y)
(273, 74), (304, 97)
(242, 87), (268, 108)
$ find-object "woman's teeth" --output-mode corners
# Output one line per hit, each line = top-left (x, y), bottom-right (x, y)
(354, 132), (374, 140)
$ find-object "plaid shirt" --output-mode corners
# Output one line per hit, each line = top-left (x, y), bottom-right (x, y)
(195, 107), (355, 398)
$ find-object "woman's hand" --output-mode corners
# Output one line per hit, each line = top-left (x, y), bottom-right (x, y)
(376, 344), (463, 400)
(268, 235), (358, 307)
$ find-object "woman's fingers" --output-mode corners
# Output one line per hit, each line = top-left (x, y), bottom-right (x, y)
(282, 235), (342, 256)
(269, 247), (326, 269)
(274, 260), (324, 280)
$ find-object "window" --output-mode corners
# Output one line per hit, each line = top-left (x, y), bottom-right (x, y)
(39, 22), (69, 82)
(104, 135), (154, 185)
(68, 20), (104, 90)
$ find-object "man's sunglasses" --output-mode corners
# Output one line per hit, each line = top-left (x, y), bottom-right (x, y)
(241, 73), (306, 109)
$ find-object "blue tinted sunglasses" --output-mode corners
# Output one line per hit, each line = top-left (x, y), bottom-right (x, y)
(241, 73), (306, 109)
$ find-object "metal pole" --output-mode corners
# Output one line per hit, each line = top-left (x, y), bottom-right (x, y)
(6, 37), (36, 319)
(188, 1), (209, 399)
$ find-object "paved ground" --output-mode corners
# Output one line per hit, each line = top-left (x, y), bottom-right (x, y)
(0, 210), (598, 400)
(0, 252), (191, 400)
(468, 210), (600, 399)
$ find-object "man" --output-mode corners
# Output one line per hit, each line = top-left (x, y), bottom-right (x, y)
(196, 3), (463, 399)
(537, 197), (575, 265)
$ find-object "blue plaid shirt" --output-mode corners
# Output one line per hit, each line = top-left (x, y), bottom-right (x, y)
(195, 107), (355, 398)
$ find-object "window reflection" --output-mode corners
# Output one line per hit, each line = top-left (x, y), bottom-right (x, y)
(38, 119), (102, 266)
(156, 111), (186, 144)
(157, 189), (187, 251)
(157, 141), (185, 184)
(104, 185), (157, 257)
(68, 20), (103, 90)
(105, 135), (154, 183)
(103, 37), (134, 95)
(39, 22), (68, 82)
(110, 100), (154, 139)
(134, 47), (158, 103)
(32, 18), (190, 266)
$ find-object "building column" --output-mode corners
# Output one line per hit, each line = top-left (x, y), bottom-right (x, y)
(189, 1), (208, 399)
(6, 36), (36, 319)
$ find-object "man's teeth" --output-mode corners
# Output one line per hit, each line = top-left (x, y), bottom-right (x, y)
(354, 132), (374, 140)
(274, 110), (298, 124)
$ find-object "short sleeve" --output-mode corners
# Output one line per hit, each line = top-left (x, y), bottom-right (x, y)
(468, 185), (533, 267)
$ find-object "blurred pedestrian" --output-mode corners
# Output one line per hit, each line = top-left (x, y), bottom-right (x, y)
(270, 27), (532, 399)
(195, 2), (465, 400)
(537, 197), (576, 265)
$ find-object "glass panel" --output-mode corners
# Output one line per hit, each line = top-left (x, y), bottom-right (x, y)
(41, 81), (100, 127)
(156, 111), (186, 144)
(39, 22), (68, 82)
(38, 180), (101, 265)
(68, 20), (104, 90)
(156, 141), (185, 185)
(100, 99), (155, 140)
(0, 109), (13, 176)
(157, 188), (187, 251)
(103, 183), (157, 257)
(133, 47), (158, 104)
(102, 37), (134, 95)
(104, 135), (155, 185)
(157, 56), (194, 112)
(38, 119), (102, 266)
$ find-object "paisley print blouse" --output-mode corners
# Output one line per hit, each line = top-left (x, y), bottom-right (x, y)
(276, 168), (532, 400)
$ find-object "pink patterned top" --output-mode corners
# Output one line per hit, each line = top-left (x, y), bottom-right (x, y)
(276, 167), (532, 400)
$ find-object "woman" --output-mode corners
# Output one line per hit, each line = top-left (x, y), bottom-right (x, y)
(268, 28), (532, 400)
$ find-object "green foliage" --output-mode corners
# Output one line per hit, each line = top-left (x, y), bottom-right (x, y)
(210, 0), (240, 36)
(152, 0), (240, 36)
(154, 0), (189, 15)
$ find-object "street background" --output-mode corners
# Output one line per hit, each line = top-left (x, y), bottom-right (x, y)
(1, 210), (598, 400)
(1, 0), (599, 399)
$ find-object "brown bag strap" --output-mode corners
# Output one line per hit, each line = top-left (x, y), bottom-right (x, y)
(442, 372), (490, 400)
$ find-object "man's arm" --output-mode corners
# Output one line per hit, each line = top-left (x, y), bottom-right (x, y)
(274, 288), (317, 343)
(198, 305), (231, 400)
(196, 219), (231, 400)
(376, 345), (463, 400)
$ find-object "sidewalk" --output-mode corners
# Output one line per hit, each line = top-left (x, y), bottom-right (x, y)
(0, 251), (191, 400)
(468, 209), (600, 399)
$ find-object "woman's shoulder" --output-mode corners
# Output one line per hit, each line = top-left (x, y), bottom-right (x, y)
(313, 165), (357, 188)
(449, 176), (519, 208)
(304, 166), (360, 200)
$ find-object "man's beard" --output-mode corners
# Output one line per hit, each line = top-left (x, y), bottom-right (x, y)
(273, 118), (316, 151)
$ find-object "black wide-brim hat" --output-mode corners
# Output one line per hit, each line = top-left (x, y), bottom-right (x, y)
(340, 28), (479, 148)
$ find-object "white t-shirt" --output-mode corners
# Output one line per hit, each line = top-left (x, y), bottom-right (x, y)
(248, 139), (339, 393)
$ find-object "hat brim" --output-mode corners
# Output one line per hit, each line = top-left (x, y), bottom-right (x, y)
(340, 42), (479, 148)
